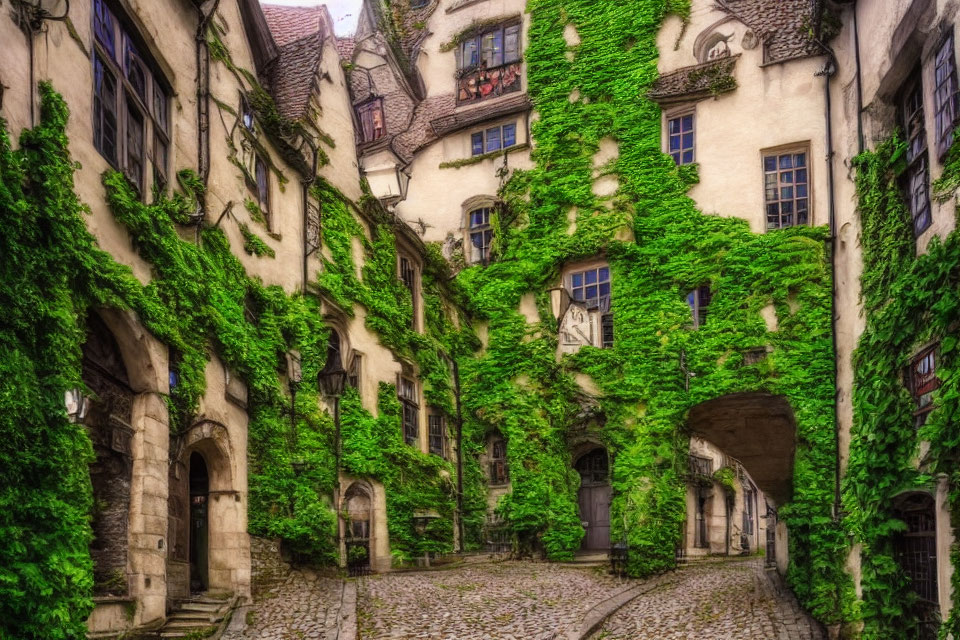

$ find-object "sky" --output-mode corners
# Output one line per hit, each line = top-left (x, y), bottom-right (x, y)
(262, 0), (362, 36)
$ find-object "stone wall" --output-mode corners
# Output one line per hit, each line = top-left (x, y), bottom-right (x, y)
(250, 537), (291, 596)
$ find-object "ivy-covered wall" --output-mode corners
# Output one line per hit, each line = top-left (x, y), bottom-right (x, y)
(844, 134), (960, 638)
(449, 0), (853, 624)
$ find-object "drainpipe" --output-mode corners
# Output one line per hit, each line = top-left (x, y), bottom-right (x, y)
(452, 358), (465, 553)
(853, 0), (864, 154)
(195, 1), (219, 196)
(302, 139), (319, 294)
(813, 35), (841, 522)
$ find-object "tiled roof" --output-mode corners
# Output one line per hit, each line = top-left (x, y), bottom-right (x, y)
(716, 0), (822, 64)
(262, 4), (328, 46)
(335, 36), (356, 61)
(392, 94), (457, 162)
(649, 55), (739, 102)
(267, 32), (323, 120)
(429, 94), (532, 138)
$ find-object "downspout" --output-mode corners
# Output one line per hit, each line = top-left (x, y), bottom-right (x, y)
(195, 1), (219, 198)
(814, 42), (841, 520)
(853, 0), (864, 154)
(453, 358), (465, 553)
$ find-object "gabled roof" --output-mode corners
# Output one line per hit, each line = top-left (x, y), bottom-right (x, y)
(715, 0), (822, 64)
(260, 3), (333, 121)
(649, 55), (740, 103)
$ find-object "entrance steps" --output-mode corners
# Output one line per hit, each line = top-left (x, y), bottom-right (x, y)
(157, 594), (235, 639)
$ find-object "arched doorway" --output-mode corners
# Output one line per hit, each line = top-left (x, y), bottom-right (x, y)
(893, 492), (940, 640)
(82, 313), (135, 597)
(189, 452), (209, 593)
(344, 483), (372, 576)
(575, 448), (611, 550)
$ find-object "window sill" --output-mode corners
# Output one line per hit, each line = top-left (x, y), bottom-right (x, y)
(440, 143), (529, 169)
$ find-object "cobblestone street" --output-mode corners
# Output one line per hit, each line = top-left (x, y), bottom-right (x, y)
(357, 561), (625, 639)
(591, 557), (824, 640)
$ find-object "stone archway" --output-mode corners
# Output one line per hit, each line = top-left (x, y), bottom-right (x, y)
(168, 421), (242, 599)
(343, 482), (374, 576)
(575, 447), (611, 551)
(686, 393), (796, 506)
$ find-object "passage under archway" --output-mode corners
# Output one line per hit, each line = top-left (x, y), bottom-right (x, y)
(189, 452), (209, 593)
(687, 392), (795, 505)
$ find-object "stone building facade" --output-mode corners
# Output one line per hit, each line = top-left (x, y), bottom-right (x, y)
(3, 0), (960, 637)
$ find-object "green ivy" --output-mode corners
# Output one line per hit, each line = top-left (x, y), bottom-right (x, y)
(846, 132), (960, 638)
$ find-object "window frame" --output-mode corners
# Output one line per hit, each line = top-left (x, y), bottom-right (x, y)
(899, 70), (933, 236)
(934, 30), (960, 159)
(398, 376), (419, 447)
(467, 206), (494, 265)
(687, 284), (712, 328)
(907, 345), (939, 429)
(458, 19), (522, 73)
(357, 98), (385, 143)
(470, 122), (518, 156)
(253, 153), (271, 230)
(428, 413), (446, 458)
(567, 265), (611, 310)
(489, 436), (509, 485)
(91, 0), (170, 196)
(398, 253), (420, 331)
(666, 111), (695, 166)
(762, 145), (811, 230)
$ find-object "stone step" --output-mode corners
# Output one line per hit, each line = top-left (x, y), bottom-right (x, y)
(177, 601), (224, 613)
(167, 610), (220, 623)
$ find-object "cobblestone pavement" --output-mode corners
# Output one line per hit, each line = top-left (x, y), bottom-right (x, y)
(222, 567), (345, 640)
(591, 557), (825, 640)
(357, 561), (626, 640)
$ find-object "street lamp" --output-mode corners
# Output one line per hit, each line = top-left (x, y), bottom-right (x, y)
(64, 388), (89, 423)
(286, 350), (303, 447)
(318, 356), (347, 564)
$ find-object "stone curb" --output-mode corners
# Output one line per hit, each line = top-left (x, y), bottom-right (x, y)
(336, 579), (358, 640)
(565, 573), (678, 640)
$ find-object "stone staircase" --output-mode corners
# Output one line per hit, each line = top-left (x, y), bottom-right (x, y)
(157, 595), (235, 639)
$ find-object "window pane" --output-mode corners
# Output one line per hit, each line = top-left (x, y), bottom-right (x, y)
(585, 285), (597, 300)
(780, 171), (793, 184)
(571, 273), (582, 288)
(599, 266), (609, 282)
(599, 282), (610, 297)
(669, 135), (680, 151)
(124, 39), (147, 101)
(485, 126), (501, 152)
(585, 269), (597, 285)
(764, 156), (777, 172)
(93, 0), (116, 59)
(668, 118), (680, 135)
(126, 100), (145, 192)
(481, 30), (504, 68)
(794, 153), (806, 167)
(781, 186), (793, 199)
(462, 38), (478, 68)
(682, 115), (693, 131)
(797, 184), (807, 197)
(152, 78), (167, 131)
(682, 133), (693, 148)
(255, 156), (269, 212)
(682, 150), (694, 164)
(671, 151), (681, 164)
(472, 132), (484, 155)
(504, 24), (520, 63)
(94, 56), (118, 164)
(503, 123), (516, 148)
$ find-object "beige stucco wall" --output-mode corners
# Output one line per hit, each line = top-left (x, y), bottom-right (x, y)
(657, 8), (831, 234)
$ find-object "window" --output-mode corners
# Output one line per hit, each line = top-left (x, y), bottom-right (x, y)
(907, 345), (939, 428)
(428, 414), (445, 457)
(471, 123), (517, 156)
(569, 266), (611, 309)
(254, 154), (271, 228)
(694, 488), (709, 548)
(468, 207), (493, 264)
(92, 0), (168, 194)
(457, 20), (523, 105)
(763, 149), (809, 229)
(241, 94), (255, 131)
(689, 454), (713, 477)
(600, 313), (614, 349)
(935, 32), (959, 157)
(668, 114), (694, 165)
(489, 436), (508, 485)
(347, 353), (362, 390)
(398, 255), (418, 329)
(687, 285), (711, 328)
(357, 99), (385, 143)
(901, 73), (933, 236)
(398, 377), (418, 446)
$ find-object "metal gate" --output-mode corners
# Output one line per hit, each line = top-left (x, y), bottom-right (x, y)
(894, 493), (940, 640)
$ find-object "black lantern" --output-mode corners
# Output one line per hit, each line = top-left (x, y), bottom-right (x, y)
(317, 361), (347, 398)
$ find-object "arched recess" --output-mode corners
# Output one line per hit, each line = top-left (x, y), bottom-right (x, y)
(574, 446), (611, 551)
(892, 491), (940, 638)
(686, 392), (796, 506)
(94, 307), (168, 394)
(342, 481), (374, 576)
(168, 420), (240, 598)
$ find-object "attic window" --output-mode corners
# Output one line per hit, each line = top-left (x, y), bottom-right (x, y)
(357, 99), (385, 143)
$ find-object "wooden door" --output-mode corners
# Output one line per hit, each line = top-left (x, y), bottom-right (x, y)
(579, 484), (611, 550)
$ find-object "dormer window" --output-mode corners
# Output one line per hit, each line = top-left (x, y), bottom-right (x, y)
(457, 19), (523, 105)
(357, 99), (385, 143)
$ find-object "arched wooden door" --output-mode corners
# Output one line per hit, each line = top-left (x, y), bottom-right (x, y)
(576, 448), (611, 550)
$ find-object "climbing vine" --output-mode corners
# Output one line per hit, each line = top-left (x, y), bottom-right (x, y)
(845, 133), (960, 639)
